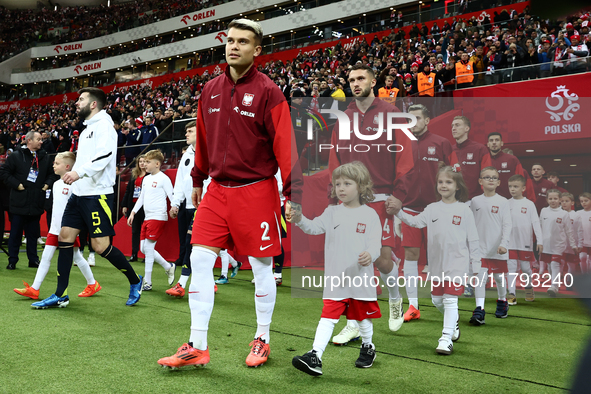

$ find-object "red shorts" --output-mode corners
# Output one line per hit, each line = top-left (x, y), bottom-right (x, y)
(368, 200), (395, 249)
(540, 253), (562, 264)
(581, 247), (591, 255)
(46, 233), (80, 247)
(563, 253), (579, 264)
(140, 220), (167, 241)
(401, 209), (427, 248)
(482, 258), (508, 273)
(321, 299), (382, 321)
(191, 178), (282, 257)
(431, 280), (464, 296)
(509, 250), (534, 261)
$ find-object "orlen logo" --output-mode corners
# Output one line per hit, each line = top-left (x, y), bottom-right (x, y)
(53, 43), (82, 54)
(309, 108), (417, 153)
(180, 9), (216, 25)
(544, 85), (581, 135)
(74, 62), (101, 74)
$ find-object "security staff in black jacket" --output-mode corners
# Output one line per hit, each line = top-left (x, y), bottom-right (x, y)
(0, 131), (57, 269)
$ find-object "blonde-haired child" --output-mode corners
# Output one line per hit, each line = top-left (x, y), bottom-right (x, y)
(290, 161), (382, 376)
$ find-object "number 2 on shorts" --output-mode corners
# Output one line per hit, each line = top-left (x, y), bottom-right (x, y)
(261, 221), (270, 241)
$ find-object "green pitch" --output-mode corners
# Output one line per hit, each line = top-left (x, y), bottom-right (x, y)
(1, 255), (589, 393)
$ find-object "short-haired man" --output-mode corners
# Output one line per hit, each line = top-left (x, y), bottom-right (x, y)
(486, 132), (535, 201)
(546, 171), (568, 194)
(0, 131), (57, 270)
(530, 163), (555, 214)
(32, 87), (144, 308)
(449, 116), (491, 200)
(158, 19), (302, 369)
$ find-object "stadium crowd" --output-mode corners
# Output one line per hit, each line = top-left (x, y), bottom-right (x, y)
(0, 0), (226, 63)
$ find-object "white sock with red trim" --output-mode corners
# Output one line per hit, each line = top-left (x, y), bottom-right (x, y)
(250, 255), (275, 344)
(188, 246), (218, 350)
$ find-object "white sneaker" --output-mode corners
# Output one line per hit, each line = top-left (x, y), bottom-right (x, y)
(547, 286), (558, 297)
(332, 324), (360, 345)
(251, 278), (256, 284)
(143, 282), (152, 291)
(436, 337), (453, 355)
(165, 263), (176, 286)
(388, 298), (404, 332)
(37, 237), (45, 245)
(422, 265), (429, 274)
(452, 319), (460, 342)
(88, 253), (96, 267)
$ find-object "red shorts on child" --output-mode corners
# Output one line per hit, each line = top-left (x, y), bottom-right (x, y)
(321, 299), (382, 321)
(400, 209), (427, 248)
(563, 253), (579, 263)
(191, 178), (282, 257)
(367, 201), (395, 249)
(140, 219), (167, 241)
(540, 253), (562, 264)
(431, 280), (464, 296)
(46, 233), (80, 247)
(482, 258), (508, 273)
(509, 250), (534, 261)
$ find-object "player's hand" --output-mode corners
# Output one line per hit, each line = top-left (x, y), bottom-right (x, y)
(386, 196), (402, 215)
(127, 212), (135, 227)
(497, 246), (507, 255)
(17, 184), (25, 191)
(42, 184), (49, 191)
(286, 201), (302, 224)
(358, 251), (372, 266)
(122, 207), (128, 216)
(169, 206), (179, 219)
(191, 187), (202, 208)
(537, 244), (543, 254)
(62, 171), (80, 185)
(574, 247), (580, 255)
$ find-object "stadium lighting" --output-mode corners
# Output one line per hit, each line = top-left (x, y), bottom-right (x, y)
(525, 149), (534, 152)
(570, 164), (577, 167)
(554, 158), (561, 161)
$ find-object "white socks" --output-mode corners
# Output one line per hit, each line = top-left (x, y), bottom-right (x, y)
(141, 239), (172, 284)
(550, 261), (561, 288)
(358, 319), (374, 346)
(32, 245), (95, 290)
(507, 259), (518, 294)
(250, 255), (276, 343)
(475, 267), (488, 309)
(494, 273), (507, 301)
(73, 247), (96, 285)
(432, 295), (444, 314)
(380, 265), (400, 301)
(220, 249), (238, 277)
(178, 274), (189, 288)
(404, 260), (419, 309)
(32, 245), (56, 290)
(442, 295), (458, 341)
(188, 246), (218, 350)
(312, 318), (338, 360)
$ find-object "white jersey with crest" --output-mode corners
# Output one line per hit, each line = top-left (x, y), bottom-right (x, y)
(132, 171), (173, 221)
(578, 209), (591, 247)
(397, 200), (480, 280)
(508, 197), (543, 251)
(471, 193), (512, 260)
(296, 204), (381, 301)
(539, 206), (576, 255)
(49, 179), (72, 235)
